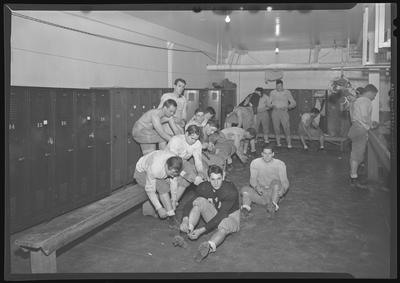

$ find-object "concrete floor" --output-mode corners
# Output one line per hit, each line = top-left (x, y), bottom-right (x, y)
(9, 142), (391, 278)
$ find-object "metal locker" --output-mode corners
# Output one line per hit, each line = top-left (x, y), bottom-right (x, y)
(149, 88), (163, 109)
(184, 89), (200, 121)
(93, 90), (111, 198)
(74, 89), (95, 204)
(111, 89), (128, 191)
(126, 89), (143, 185)
(221, 89), (236, 127)
(53, 88), (75, 214)
(200, 89), (222, 122)
(287, 90), (300, 135)
(28, 87), (55, 224)
(9, 86), (30, 233)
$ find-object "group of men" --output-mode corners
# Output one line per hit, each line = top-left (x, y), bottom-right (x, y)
(131, 78), (290, 262)
(131, 76), (379, 262)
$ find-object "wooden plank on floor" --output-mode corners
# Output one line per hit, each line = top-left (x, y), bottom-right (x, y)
(15, 184), (147, 255)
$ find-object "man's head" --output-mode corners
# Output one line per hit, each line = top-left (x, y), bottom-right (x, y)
(310, 107), (320, 118)
(244, 128), (257, 139)
(173, 78), (186, 96)
(276, 79), (284, 91)
(165, 156), (183, 177)
(162, 99), (177, 117)
(204, 106), (216, 120)
(355, 87), (364, 97)
(203, 119), (219, 136)
(255, 87), (264, 96)
(193, 108), (206, 123)
(261, 144), (275, 163)
(207, 165), (225, 190)
(361, 84), (378, 101)
(185, 125), (201, 145)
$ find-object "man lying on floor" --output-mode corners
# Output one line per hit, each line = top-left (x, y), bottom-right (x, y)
(176, 165), (240, 262)
(240, 144), (289, 217)
(134, 150), (183, 226)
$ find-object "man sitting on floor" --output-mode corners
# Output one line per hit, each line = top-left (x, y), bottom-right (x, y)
(132, 99), (180, 155)
(298, 107), (325, 150)
(177, 165), (240, 262)
(166, 125), (207, 205)
(240, 144), (289, 217)
(134, 150), (183, 226)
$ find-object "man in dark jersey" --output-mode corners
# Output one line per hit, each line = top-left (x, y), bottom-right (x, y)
(177, 165), (240, 262)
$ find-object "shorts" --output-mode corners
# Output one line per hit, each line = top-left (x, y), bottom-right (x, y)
(348, 123), (368, 163)
(133, 169), (170, 194)
(192, 197), (240, 234)
(132, 125), (165, 144)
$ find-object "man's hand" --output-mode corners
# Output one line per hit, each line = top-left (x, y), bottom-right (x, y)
(156, 207), (168, 219)
(194, 175), (204, 186)
(188, 228), (205, 240)
(180, 217), (190, 233)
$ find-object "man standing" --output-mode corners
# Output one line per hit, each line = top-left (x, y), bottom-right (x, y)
(348, 84), (379, 188)
(240, 145), (289, 216)
(177, 165), (240, 262)
(158, 78), (188, 134)
(132, 99), (180, 155)
(254, 88), (272, 144)
(134, 150), (183, 224)
(269, 79), (296, 148)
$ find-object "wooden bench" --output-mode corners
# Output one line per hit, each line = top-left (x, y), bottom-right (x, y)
(14, 184), (147, 273)
(257, 134), (348, 151)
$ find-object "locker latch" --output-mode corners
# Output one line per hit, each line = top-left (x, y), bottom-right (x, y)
(61, 120), (67, 126)
(89, 132), (95, 138)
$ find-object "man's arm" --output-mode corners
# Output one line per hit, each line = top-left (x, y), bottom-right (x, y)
(168, 118), (181, 135)
(182, 98), (187, 122)
(192, 143), (205, 177)
(151, 114), (172, 141)
(157, 93), (167, 109)
(249, 161), (259, 189)
(236, 109), (243, 128)
(278, 162), (290, 192)
(287, 91), (296, 109)
(144, 174), (163, 211)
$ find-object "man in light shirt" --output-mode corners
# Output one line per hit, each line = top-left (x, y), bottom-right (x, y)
(132, 99), (180, 155)
(158, 78), (187, 134)
(348, 84), (379, 189)
(220, 127), (257, 163)
(185, 107), (216, 130)
(268, 79), (297, 148)
(240, 145), (289, 217)
(254, 88), (272, 144)
(134, 150), (183, 225)
(166, 125), (207, 203)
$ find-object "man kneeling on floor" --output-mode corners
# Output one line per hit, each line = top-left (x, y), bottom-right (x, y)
(240, 144), (289, 217)
(134, 150), (183, 226)
(177, 165), (240, 262)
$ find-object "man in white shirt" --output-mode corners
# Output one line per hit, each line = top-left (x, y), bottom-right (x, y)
(268, 79), (297, 148)
(166, 125), (207, 203)
(158, 78), (187, 134)
(240, 145), (289, 217)
(134, 150), (183, 224)
(348, 84), (379, 189)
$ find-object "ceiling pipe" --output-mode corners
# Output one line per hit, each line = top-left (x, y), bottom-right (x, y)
(206, 63), (390, 71)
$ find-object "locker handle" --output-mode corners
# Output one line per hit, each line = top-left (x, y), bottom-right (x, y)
(87, 145), (93, 148)
(106, 142), (111, 145)
(18, 157), (25, 161)
(44, 153), (51, 157)
(67, 148), (74, 152)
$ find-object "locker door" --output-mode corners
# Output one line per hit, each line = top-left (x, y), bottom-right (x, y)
(203, 89), (222, 122)
(111, 89), (127, 191)
(93, 90), (111, 198)
(9, 86), (30, 233)
(54, 88), (75, 214)
(184, 89), (200, 121)
(74, 90), (95, 205)
(221, 89), (236, 127)
(149, 88), (163, 110)
(28, 87), (55, 225)
(126, 89), (143, 185)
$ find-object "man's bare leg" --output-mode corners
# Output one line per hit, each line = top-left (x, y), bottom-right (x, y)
(159, 193), (174, 215)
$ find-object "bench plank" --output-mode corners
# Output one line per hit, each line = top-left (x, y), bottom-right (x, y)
(15, 184), (147, 256)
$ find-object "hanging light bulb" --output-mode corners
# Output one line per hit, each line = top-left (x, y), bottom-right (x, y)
(275, 23), (280, 36)
(275, 47), (279, 54)
(267, 6), (272, 12)
(225, 15), (231, 23)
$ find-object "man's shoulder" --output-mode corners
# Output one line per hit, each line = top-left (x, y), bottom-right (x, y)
(250, 157), (263, 166)
(272, 158), (286, 167)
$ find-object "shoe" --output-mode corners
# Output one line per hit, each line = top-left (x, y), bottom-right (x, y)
(241, 208), (252, 219)
(303, 146), (309, 151)
(287, 144), (292, 149)
(167, 215), (181, 230)
(194, 242), (211, 262)
(172, 235), (188, 248)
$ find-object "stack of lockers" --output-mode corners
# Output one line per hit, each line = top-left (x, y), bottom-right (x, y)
(8, 86), (111, 233)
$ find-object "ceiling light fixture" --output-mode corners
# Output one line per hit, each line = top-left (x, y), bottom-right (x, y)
(225, 15), (231, 23)
(267, 6), (272, 12)
(275, 24), (280, 36)
(275, 47), (279, 54)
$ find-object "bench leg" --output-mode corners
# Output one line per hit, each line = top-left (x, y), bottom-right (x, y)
(30, 250), (57, 273)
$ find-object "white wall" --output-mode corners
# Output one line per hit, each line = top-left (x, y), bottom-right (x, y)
(10, 10), (223, 89)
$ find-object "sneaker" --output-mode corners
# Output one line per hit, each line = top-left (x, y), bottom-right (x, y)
(167, 215), (181, 230)
(172, 235), (188, 248)
(194, 242), (211, 262)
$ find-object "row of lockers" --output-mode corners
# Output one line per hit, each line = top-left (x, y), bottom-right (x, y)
(109, 87), (236, 191)
(8, 86), (111, 233)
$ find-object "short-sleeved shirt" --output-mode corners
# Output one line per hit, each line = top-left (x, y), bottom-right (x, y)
(257, 94), (271, 113)
(269, 89), (296, 109)
(249, 157), (289, 190)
